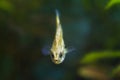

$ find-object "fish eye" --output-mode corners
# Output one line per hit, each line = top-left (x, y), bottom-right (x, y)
(59, 53), (63, 58)
(50, 53), (54, 58)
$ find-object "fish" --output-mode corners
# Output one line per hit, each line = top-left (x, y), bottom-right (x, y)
(50, 9), (68, 64)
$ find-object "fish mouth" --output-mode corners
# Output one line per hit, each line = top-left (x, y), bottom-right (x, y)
(53, 60), (62, 64)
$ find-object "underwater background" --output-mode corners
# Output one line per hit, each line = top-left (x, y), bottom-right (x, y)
(0, 0), (120, 80)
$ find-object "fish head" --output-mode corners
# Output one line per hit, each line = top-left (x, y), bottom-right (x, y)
(50, 49), (67, 64)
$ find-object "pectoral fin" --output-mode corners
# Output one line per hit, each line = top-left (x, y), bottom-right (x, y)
(64, 46), (76, 54)
(42, 45), (51, 56)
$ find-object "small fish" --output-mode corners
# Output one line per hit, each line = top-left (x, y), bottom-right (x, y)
(50, 9), (68, 64)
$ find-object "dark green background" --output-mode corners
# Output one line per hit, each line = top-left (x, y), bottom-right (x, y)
(0, 0), (120, 80)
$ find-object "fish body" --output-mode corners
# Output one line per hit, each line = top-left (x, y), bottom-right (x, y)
(50, 10), (67, 64)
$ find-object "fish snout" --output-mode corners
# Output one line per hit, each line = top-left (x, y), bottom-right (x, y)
(53, 58), (61, 64)
(54, 58), (58, 61)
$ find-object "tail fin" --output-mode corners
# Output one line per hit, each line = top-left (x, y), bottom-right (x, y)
(55, 9), (60, 25)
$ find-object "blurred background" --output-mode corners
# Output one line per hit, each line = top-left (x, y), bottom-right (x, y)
(0, 0), (120, 80)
